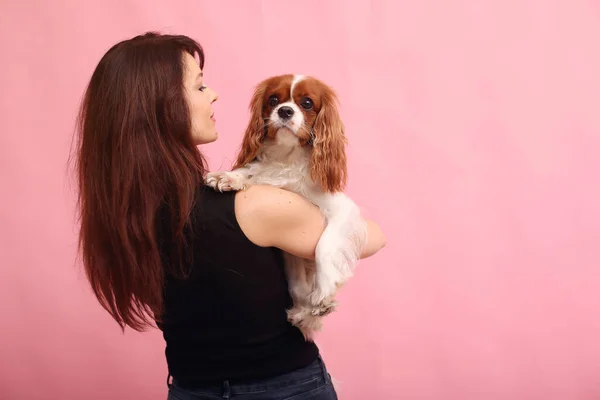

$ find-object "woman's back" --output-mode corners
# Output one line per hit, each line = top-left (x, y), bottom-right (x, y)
(159, 185), (318, 385)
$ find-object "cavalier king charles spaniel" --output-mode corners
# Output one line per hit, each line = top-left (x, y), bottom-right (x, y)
(205, 74), (367, 340)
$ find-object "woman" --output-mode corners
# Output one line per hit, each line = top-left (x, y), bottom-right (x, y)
(74, 31), (386, 399)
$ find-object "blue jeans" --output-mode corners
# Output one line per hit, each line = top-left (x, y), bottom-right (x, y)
(167, 356), (338, 400)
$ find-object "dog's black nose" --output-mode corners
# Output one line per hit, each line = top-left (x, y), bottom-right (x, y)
(277, 106), (294, 120)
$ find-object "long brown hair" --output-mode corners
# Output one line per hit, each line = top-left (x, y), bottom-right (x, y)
(72, 32), (207, 331)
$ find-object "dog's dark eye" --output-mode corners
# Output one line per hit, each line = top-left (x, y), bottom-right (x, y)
(268, 95), (279, 107)
(300, 97), (313, 110)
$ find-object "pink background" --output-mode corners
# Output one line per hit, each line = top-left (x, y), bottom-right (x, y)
(1, 1), (600, 399)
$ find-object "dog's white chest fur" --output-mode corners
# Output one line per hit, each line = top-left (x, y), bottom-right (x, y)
(258, 129), (310, 165)
(275, 128), (300, 147)
(243, 130), (316, 196)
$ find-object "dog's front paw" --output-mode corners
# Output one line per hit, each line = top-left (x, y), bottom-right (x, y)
(205, 171), (246, 192)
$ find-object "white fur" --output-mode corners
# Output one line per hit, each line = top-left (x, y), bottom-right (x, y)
(205, 75), (367, 340)
(291, 74), (305, 94)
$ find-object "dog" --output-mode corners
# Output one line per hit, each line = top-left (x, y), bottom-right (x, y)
(205, 74), (367, 340)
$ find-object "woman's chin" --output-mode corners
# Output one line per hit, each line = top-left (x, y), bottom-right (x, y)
(194, 131), (218, 145)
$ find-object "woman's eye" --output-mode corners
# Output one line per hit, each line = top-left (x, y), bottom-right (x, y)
(268, 95), (279, 107)
(199, 86), (207, 92)
(300, 97), (313, 110)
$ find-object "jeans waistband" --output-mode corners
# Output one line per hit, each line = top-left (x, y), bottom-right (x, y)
(167, 355), (330, 397)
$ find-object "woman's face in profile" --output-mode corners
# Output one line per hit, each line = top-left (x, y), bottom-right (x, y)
(183, 52), (219, 145)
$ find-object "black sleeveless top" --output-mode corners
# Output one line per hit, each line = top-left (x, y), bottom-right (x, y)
(157, 185), (319, 385)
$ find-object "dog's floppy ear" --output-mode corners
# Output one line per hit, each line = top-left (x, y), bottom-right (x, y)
(232, 81), (269, 169)
(310, 84), (348, 192)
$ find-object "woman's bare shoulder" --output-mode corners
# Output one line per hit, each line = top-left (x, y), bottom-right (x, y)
(233, 185), (387, 260)
(233, 185), (325, 257)
(234, 185), (316, 215)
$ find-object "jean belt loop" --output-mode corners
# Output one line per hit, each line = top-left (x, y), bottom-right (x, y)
(318, 355), (330, 383)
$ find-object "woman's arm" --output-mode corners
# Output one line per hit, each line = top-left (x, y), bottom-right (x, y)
(235, 185), (386, 260)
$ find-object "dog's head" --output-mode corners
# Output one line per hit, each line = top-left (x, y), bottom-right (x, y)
(233, 74), (348, 193)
